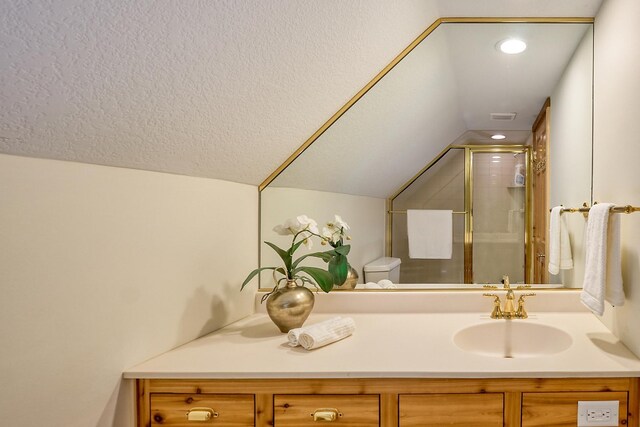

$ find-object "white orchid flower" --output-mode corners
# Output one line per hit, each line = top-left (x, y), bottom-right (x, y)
(333, 215), (350, 231)
(322, 226), (339, 245)
(296, 215), (319, 235)
(302, 237), (313, 250)
(326, 215), (350, 234)
(273, 217), (302, 235)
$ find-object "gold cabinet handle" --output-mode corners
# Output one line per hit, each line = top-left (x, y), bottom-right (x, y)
(186, 407), (218, 422)
(311, 408), (341, 422)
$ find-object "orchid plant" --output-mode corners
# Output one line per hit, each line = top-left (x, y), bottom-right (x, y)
(241, 215), (351, 300)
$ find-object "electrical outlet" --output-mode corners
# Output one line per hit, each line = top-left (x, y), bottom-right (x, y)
(577, 401), (619, 426)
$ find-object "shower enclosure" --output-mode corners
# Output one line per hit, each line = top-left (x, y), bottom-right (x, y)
(389, 145), (530, 284)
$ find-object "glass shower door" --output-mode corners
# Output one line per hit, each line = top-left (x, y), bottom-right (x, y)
(471, 151), (527, 284)
(392, 148), (465, 283)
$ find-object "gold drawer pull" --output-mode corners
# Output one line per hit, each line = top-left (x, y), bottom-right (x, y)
(312, 408), (341, 422)
(186, 407), (218, 422)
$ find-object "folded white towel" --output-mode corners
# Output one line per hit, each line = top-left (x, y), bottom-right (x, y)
(287, 317), (342, 347)
(378, 279), (397, 289)
(407, 209), (453, 259)
(297, 317), (355, 350)
(548, 206), (574, 275)
(581, 203), (625, 315)
(364, 282), (382, 289)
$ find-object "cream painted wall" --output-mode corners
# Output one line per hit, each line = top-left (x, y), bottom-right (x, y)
(549, 26), (594, 288)
(260, 188), (386, 285)
(0, 154), (257, 426)
(592, 0), (640, 356)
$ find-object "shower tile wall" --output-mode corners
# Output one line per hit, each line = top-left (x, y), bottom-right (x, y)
(472, 153), (526, 284)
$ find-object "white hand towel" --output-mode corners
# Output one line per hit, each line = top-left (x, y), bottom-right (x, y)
(363, 282), (382, 289)
(407, 209), (453, 259)
(548, 206), (574, 275)
(297, 317), (356, 350)
(581, 203), (625, 315)
(287, 317), (342, 347)
(378, 279), (397, 289)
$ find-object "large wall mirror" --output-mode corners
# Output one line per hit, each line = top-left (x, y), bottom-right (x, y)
(260, 18), (593, 290)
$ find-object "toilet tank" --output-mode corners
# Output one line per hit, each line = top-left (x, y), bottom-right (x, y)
(363, 257), (401, 283)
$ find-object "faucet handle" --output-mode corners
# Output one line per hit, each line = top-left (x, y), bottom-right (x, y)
(483, 293), (503, 319)
(516, 293), (536, 318)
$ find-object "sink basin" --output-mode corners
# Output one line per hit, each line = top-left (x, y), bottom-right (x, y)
(453, 321), (572, 358)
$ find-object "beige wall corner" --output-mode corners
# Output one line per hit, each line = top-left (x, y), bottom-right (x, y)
(0, 154), (258, 426)
(592, 0), (640, 356)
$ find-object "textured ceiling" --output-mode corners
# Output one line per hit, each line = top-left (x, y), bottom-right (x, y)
(1, 0), (603, 186)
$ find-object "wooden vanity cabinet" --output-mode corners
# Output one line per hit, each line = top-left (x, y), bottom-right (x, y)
(275, 394), (379, 426)
(150, 394), (254, 426)
(399, 393), (504, 426)
(522, 392), (629, 427)
(138, 377), (639, 427)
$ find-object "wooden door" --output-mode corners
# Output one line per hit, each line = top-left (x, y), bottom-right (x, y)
(532, 99), (550, 284)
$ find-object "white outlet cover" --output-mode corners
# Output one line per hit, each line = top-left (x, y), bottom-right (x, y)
(577, 401), (620, 426)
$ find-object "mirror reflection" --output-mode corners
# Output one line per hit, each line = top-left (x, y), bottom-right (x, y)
(260, 20), (593, 290)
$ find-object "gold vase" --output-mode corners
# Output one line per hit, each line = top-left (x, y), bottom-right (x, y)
(266, 280), (315, 333)
(333, 264), (359, 290)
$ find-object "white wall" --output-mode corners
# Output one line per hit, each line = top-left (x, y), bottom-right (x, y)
(549, 26), (594, 288)
(260, 187), (386, 285)
(0, 154), (257, 426)
(592, 0), (640, 356)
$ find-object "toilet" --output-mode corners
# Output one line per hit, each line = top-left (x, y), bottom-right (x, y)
(363, 257), (401, 283)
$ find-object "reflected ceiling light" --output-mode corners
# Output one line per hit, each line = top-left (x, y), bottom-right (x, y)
(497, 38), (527, 54)
(491, 134), (506, 140)
(492, 160), (501, 163)
(492, 155), (501, 159)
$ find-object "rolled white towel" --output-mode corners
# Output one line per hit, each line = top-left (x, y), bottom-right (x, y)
(297, 317), (356, 350)
(287, 317), (342, 347)
(364, 282), (382, 289)
(378, 279), (397, 289)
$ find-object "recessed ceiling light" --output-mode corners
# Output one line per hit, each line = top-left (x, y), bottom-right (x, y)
(491, 134), (506, 140)
(497, 38), (527, 54)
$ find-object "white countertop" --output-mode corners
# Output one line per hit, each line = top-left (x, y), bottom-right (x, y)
(124, 291), (640, 379)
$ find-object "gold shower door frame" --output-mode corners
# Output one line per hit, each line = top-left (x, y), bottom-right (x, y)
(387, 144), (532, 284)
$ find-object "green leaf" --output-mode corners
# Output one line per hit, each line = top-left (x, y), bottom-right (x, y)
(264, 241), (292, 272)
(291, 251), (333, 269)
(297, 266), (334, 293)
(240, 267), (281, 291)
(334, 244), (351, 256)
(329, 254), (348, 285)
(289, 240), (304, 256)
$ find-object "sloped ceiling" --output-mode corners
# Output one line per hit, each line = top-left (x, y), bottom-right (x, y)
(1, 0), (603, 187)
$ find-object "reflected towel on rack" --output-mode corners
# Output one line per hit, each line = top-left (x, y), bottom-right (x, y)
(581, 203), (625, 315)
(548, 206), (574, 275)
(407, 210), (452, 259)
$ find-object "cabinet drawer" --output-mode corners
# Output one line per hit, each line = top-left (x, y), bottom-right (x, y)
(150, 393), (254, 426)
(274, 394), (379, 426)
(522, 391), (628, 427)
(399, 393), (503, 426)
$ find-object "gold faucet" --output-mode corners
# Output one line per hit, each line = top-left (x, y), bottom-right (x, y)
(483, 275), (535, 319)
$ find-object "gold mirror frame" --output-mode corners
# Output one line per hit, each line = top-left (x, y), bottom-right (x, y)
(258, 17), (594, 292)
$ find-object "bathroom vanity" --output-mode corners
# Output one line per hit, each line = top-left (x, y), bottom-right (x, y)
(125, 292), (640, 426)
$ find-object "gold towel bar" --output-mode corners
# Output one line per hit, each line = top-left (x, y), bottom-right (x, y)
(388, 210), (467, 215)
(552, 204), (640, 215)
